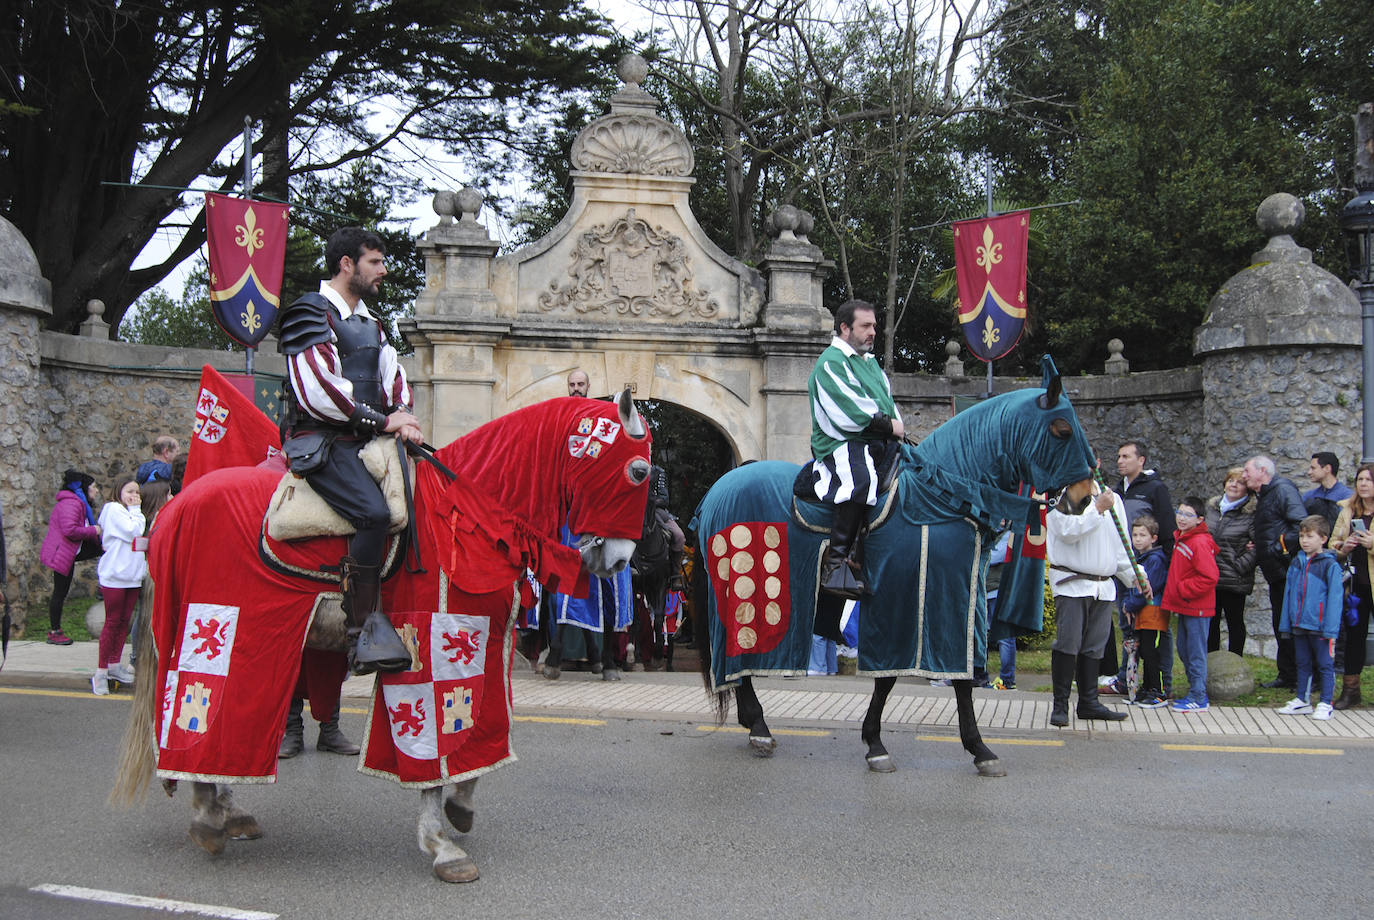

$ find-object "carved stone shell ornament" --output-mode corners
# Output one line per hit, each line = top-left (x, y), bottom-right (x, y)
(538, 209), (720, 319)
(570, 114), (694, 177)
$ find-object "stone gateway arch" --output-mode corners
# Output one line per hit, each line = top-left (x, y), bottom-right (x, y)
(400, 55), (831, 464)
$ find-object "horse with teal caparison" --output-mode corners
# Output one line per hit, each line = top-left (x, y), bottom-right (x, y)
(690, 356), (1096, 775)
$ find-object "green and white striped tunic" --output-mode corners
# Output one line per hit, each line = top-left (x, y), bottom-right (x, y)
(808, 336), (899, 460)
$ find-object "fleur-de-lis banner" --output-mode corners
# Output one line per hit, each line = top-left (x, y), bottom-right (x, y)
(952, 210), (1029, 361)
(205, 193), (290, 347)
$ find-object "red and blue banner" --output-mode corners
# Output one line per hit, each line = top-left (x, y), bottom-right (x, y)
(952, 211), (1029, 361)
(205, 193), (289, 348)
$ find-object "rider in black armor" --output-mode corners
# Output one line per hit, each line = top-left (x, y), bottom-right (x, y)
(278, 227), (420, 675)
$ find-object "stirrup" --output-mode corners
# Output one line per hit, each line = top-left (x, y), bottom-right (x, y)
(350, 612), (412, 675)
(819, 552), (865, 600)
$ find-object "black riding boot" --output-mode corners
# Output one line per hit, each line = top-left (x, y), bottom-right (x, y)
(1050, 650), (1075, 727)
(820, 500), (868, 599)
(341, 556), (411, 676)
(316, 703), (360, 755)
(278, 698), (304, 759)
(1076, 655), (1127, 721)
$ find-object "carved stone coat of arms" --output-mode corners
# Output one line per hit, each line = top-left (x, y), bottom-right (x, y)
(538, 209), (720, 319)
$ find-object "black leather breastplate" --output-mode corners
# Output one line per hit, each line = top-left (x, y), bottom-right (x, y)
(330, 312), (386, 413)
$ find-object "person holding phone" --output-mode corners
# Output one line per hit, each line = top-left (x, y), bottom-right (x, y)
(1329, 462), (1374, 708)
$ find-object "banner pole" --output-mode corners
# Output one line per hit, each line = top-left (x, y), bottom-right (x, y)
(985, 160), (995, 397)
(243, 116), (255, 378)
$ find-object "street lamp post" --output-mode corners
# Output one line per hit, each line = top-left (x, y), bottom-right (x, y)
(1342, 103), (1374, 464)
(1342, 190), (1374, 463)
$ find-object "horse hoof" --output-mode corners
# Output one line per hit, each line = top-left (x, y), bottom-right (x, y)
(975, 758), (1007, 778)
(188, 822), (227, 856)
(748, 735), (776, 757)
(434, 856), (480, 884)
(542, 665), (560, 681)
(866, 753), (897, 773)
(602, 669), (622, 682)
(224, 815), (264, 840)
(443, 799), (475, 834)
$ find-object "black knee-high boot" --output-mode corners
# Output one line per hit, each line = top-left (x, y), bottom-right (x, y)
(316, 703), (360, 755)
(1076, 655), (1127, 721)
(1050, 651), (1075, 727)
(278, 698), (305, 759)
(340, 556), (411, 675)
(820, 500), (867, 599)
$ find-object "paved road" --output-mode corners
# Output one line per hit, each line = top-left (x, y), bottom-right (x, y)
(1, 686), (1370, 920)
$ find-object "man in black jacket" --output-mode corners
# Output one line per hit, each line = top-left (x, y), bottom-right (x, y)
(1243, 454), (1308, 690)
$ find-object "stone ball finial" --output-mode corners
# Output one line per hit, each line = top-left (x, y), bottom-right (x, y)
(432, 190), (458, 224)
(1256, 192), (1304, 238)
(617, 54), (648, 87)
(456, 187), (483, 222)
(945, 340), (962, 358)
(1104, 337), (1129, 375)
(771, 205), (801, 239)
(87, 299), (105, 318)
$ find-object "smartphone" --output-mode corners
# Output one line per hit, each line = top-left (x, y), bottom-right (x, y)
(1353, 520), (1367, 534)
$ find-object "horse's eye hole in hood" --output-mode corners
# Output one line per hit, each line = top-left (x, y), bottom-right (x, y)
(626, 458), (651, 485)
(1048, 418), (1072, 440)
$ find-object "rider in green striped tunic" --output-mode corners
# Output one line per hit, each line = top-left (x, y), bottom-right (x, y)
(802, 300), (904, 598)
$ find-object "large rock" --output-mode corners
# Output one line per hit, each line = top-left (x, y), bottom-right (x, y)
(1206, 650), (1254, 700)
(84, 599), (106, 637)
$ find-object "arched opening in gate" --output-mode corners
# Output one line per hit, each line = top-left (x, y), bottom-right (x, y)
(637, 399), (736, 526)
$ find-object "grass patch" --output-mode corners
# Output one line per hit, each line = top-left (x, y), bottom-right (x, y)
(18, 594), (99, 642)
(994, 648), (1374, 708)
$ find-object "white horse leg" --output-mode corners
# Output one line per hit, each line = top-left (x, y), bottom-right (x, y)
(189, 781), (228, 855)
(217, 785), (264, 840)
(418, 787), (479, 883)
(442, 777), (477, 833)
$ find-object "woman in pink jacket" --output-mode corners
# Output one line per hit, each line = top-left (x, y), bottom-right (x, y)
(38, 469), (102, 645)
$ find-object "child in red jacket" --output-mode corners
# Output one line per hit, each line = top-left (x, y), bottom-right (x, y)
(1161, 497), (1220, 712)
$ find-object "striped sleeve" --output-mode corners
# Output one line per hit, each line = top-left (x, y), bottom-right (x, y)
(812, 355), (882, 442)
(289, 343), (356, 425)
(379, 342), (411, 410)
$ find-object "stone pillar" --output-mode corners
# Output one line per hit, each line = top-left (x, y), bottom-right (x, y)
(1194, 192), (1360, 655)
(0, 217), (53, 626)
(401, 189), (507, 447)
(757, 206), (831, 462)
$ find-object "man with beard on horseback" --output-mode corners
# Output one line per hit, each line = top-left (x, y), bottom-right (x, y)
(279, 227), (420, 675)
(802, 299), (904, 599)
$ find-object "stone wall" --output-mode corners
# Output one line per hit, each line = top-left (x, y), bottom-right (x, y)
(5, 332), (285, 626)
(892, 365), (1211, 499)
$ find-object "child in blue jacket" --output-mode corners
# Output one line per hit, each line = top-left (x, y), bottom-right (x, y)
(1123, 514), (1170, 707)
(1276, 515), (1345, 720)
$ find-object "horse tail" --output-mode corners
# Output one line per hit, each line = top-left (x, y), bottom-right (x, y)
(109, 578), (159, 808)
(689, 541), (730, 724)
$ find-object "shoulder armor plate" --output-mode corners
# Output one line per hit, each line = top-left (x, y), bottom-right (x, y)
(279, 293), (334, 356)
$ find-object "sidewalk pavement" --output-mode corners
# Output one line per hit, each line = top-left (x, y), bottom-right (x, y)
(5, 638), (1371, 744)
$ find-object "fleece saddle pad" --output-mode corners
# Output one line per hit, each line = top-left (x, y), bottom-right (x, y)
(265, 437), (412, 542)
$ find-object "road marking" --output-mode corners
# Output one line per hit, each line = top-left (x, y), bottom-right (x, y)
(1161, 743), (1343, 756)
(917, 734), (1064, 747)
(696, 725), (831, 737)
(515, 715), (608, 726)
(31, 884), (277, 919)
(0, 687), (128, 701)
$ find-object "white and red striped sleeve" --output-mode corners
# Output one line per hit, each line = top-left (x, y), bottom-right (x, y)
(379, 342), (412, 410)
(289, 342), (357, 425)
